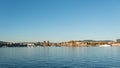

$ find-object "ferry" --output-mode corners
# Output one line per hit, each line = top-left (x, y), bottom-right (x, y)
(99, 44), (111, 47)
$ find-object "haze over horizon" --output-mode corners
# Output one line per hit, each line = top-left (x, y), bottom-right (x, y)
(0, 0), (120, 42)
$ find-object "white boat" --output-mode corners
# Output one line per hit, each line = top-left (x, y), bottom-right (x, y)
(99, 44), (111, 47)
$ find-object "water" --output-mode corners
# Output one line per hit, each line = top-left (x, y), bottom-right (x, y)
(0, 47), (120, 68)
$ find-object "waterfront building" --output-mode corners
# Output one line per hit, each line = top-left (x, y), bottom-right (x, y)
(111, 42), (120, 46)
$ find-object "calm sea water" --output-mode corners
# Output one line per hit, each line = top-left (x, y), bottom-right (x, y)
(0, 47), (120, 68)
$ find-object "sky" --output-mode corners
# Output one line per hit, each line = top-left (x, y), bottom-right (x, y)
(0, 0), (120, 42)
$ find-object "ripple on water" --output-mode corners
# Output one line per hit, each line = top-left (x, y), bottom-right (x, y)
(0, 47), (120, 68)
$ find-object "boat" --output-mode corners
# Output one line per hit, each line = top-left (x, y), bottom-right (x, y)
(99, 44), (111, 47)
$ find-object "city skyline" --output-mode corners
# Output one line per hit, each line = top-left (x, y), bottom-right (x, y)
(0, 0), (120, 42)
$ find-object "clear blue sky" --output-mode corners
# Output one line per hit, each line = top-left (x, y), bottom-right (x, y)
(0, 0), (120, 42)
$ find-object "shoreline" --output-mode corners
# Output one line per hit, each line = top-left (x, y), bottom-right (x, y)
(1, 40), (120, 47)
